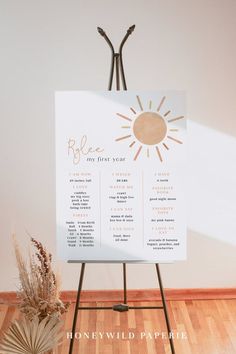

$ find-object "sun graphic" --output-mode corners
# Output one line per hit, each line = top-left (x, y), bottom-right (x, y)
(115, 95), (184, 161)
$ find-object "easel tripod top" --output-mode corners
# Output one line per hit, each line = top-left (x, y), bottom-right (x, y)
(97, 24), (135, 90)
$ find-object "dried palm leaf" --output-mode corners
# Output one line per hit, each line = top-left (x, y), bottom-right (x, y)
(0, 316), (63, 354)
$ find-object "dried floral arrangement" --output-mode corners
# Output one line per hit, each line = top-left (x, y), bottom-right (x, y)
(0, 236), (69, 354)
(14, 237), (69, 321)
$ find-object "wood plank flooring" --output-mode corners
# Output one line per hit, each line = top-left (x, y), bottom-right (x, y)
(1, 299), (236, 354)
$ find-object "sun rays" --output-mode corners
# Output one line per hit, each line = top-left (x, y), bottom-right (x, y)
(116, 113), (132, 121)
(136, 95), (143, 111)
(115, 95), (184, 161)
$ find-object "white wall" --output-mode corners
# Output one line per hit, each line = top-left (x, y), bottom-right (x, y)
(1, 0), (236, 291)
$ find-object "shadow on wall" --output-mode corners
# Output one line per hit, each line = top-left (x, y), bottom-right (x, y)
(188, 120), (236, 246)
(162, 228), (236, 289)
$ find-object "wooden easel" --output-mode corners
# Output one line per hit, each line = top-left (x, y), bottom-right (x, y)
(68, 25), (176, 354)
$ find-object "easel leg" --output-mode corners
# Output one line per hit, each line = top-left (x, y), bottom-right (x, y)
(123, 263), (127, 304)
(68, 263), (86, 354)
(155, 264), (176, 354)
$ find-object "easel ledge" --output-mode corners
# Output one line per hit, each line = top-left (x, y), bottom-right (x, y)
(68, 260), (172, 263)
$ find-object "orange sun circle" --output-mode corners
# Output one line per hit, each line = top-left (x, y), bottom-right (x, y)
(133, 112), (167, 145)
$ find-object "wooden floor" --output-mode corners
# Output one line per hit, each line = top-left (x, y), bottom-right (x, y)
(1, 299), (236, 354)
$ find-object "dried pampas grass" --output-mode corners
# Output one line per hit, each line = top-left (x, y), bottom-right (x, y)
(0, 316), (63, 354)
(13, 235), (69, 321)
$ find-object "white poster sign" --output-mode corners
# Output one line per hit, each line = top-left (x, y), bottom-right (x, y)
(55, 91), (186, 262)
